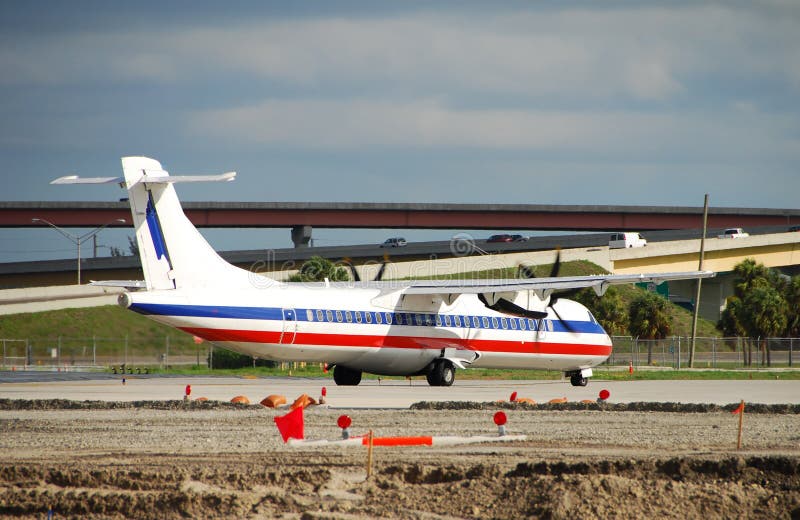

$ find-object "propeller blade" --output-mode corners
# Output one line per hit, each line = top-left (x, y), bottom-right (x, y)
(548, 249), (562, 278)
(517, 263), (536, 279)
(341, 258), (360, 282)
(549, 303), (576, 333)
(373, 261), (387, 281)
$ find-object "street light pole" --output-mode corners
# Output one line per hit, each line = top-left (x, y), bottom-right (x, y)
(31, 218), (126, 285)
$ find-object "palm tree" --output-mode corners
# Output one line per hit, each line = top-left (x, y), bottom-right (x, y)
(575, 287), (629, 335)
(288, 256), (350, 282)
(628, 291), (672, 365)
(741, 285), (788, 366)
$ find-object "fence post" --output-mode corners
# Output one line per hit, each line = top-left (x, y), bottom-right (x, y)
(790, 338), (793, 368)
(677, 336), (681, 370)
(26, 339), (31, 368)
(124, 334), (128, 368)
(165, 335), (170, 368)
(92, 335), (96, 366)
(57, 336), (62, 368)
(712, 337), (716, 368)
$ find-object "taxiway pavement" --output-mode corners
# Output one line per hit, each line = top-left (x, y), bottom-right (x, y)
(1, 372), (798, 407)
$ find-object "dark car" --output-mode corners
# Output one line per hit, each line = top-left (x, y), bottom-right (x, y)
(487, 234), (527, 243)
(790, 225), (800, 232)
(380, 237), (407, 248)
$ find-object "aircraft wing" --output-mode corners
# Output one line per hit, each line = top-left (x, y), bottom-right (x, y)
(90, 280), (147, 289)
(380, 270), (715, 297)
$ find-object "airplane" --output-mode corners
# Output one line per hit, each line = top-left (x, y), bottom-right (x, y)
(52, 157), (715, 387)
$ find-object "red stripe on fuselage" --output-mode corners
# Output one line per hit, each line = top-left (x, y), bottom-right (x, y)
(180, 327), (612, 357)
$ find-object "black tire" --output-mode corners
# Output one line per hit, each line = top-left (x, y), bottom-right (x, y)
(333, 365), (362, 386)
(570, 373), (588, 387)
(426, 360), (456, 387)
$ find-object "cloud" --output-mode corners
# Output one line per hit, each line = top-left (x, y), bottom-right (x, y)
(2, 3), (797, 103)
(188, 97), (800, 163)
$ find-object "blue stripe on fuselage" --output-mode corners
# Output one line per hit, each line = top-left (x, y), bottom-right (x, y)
(129, 302), (606, 335)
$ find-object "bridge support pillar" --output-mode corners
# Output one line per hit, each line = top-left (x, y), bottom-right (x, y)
(291, 225), (312, 248)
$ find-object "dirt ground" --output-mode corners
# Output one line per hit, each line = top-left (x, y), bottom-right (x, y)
(1, 399), (799, 519)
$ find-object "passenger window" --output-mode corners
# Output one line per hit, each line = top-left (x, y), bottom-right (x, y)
(491, 317), (499, 329)
(366, 312), (373, 324)
(335, 310), (342, 322)
(375, 312), (382, 324)
(326, 310), (333, 322)
(435, 315), (442, 326)
(444, 315), (452, 327)
(510, 319), (518, 330)
(317, 310), (324, 322)
(355, 311), (362, 323)
(306, 309), (314, 321)
(482, 317), (489, 328)
(385, 313), (393, 324)
(345, 311), (353, 323)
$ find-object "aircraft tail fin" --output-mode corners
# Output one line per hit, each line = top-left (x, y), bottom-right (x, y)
(53, 156), (268, 290)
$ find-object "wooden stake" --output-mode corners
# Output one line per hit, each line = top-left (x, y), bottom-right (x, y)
(736, 400), (745, 450)
(366, 429), (374, 479)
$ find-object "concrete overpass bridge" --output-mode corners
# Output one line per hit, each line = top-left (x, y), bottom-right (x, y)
(3, 201), (800, 247)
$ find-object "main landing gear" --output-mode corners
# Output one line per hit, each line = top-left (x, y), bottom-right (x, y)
(333, 365), (362, 386)
(426, 359), (455, 387)
(566, 369), (589, 387)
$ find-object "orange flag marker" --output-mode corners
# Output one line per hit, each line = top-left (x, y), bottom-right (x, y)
(732, 400), (745, 450)
(274, 406), (304, 443)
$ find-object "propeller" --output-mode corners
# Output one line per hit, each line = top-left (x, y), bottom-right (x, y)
(342, 256), (389, 282)
(514, 250), (579, 333)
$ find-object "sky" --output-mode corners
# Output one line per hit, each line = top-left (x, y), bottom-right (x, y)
(1, 1), (799, 262)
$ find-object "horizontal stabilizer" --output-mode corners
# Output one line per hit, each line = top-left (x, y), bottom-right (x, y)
(51, 175), (123, 184)
(51, 172), (236, 185)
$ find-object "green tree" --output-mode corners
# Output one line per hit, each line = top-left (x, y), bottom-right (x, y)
(575, 286), (629, 335)
(782, 276), (800, 337)
(628, 291), (672, 339)
(722, 259), (794, 366)
(740, 285), (788, 366)
(288, 256), (350, 282)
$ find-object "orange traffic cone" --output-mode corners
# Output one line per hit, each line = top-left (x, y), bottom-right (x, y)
(628, 361), (634, 375)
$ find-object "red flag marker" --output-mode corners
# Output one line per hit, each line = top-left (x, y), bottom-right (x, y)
(598, 389), (610, 401)
(274, 406), (304, 443)
(509, 391), (518, 402)
(185, 384), (192, 397)
(731, 401), (744, 414)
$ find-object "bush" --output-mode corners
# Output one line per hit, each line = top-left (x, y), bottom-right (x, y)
(208, 347), (277, 369)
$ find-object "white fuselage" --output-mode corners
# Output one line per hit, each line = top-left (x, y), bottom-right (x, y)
(123, 282), (613, 376)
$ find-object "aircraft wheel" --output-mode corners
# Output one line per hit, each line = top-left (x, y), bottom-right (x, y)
(570, 373), (588, 387)
(333, 365), (362, 386)
(426, 360), (455, 387)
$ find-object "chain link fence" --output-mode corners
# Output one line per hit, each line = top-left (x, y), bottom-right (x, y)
(2, 335), (798, 371)
(608, 336), (799, 369)
(1, 335), (207, 371)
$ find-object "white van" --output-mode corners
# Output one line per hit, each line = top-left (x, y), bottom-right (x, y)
(609, 232), (647, 249)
